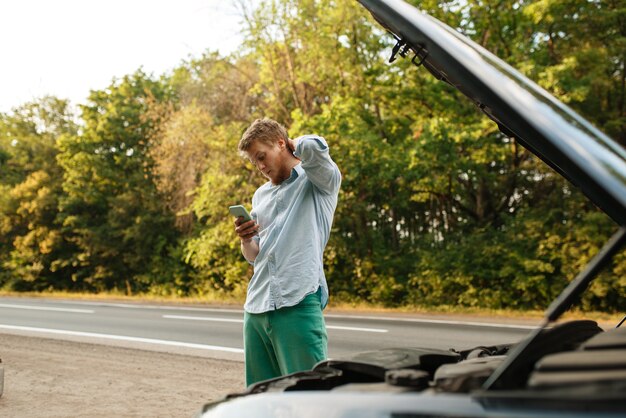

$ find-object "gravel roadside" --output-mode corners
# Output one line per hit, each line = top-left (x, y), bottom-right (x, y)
(0, 333), (244, 417)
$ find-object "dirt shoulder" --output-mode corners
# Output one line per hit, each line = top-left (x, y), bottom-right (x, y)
(0, 333), (244, 418)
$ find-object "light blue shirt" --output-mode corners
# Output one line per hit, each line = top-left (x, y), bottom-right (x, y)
(244, 135), (341, 314)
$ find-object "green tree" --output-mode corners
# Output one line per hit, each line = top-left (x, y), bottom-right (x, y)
(523, 0), (626, 144)
(184, 120), (260, 297)
(149, 51), (263, 295)
(57, 71), (179, 293)
(0, 97), (78, 289)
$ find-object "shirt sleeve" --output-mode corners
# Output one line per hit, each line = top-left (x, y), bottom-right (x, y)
(293, 135), (341, 196)
(244, 235), (259, 266)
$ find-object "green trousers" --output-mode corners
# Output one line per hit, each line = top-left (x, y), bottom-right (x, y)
(243, 290), (328, 387)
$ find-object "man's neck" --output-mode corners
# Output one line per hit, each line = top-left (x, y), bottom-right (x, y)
(273, 155), (300, 185)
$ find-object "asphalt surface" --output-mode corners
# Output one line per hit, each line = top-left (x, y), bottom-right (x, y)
(0, 297), (537, 361)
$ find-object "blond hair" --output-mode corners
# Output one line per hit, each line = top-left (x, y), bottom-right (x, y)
(238, 118), (288, 156)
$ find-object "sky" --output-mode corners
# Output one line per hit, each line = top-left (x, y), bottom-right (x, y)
(0, 0), (247, 113)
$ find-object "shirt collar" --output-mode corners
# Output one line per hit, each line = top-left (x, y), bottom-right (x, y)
(286, 163), (303, 183)
(268, 163), (302, 188)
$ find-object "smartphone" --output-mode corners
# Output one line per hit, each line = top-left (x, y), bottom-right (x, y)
(229, 205), (252, 222)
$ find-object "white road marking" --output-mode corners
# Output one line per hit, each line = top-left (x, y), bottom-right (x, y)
(326, 325), (388, 333)
(163, 314), (388, 333)
(0, 303), (94, 314)
(163, 314), (244, 323)
(55, 300), (243, 314)
(0, 324), (244, 353)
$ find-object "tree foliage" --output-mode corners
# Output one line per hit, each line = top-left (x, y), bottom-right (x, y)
(55, 71), (178, 293)
(0, 97), (79, 289)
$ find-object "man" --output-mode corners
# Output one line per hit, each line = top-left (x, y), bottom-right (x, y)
(234, 118), (341, 387)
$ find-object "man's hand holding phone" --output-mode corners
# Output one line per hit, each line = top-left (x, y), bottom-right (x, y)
(230, 205), (259, 243)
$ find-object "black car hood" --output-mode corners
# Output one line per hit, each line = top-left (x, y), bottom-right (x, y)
(358, 0), (626, 225)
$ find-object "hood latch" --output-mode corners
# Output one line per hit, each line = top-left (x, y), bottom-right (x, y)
(389, 37), (428, 68)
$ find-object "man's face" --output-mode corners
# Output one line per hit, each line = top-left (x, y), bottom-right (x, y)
(246, 138), (290, 184)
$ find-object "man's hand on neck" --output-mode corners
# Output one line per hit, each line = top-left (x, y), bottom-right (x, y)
(287, 138), (297, 154)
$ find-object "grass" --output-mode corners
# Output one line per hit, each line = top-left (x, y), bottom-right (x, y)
(1, 289), (622, 325)
(0, 289), (246, 307)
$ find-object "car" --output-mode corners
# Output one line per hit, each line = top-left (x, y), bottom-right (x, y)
(196, 0), (626, 416)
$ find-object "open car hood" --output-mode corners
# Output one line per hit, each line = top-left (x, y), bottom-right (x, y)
(358, 0), (626, 226)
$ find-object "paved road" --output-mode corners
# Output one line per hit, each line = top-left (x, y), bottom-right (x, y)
(0, 297), (536, 361)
